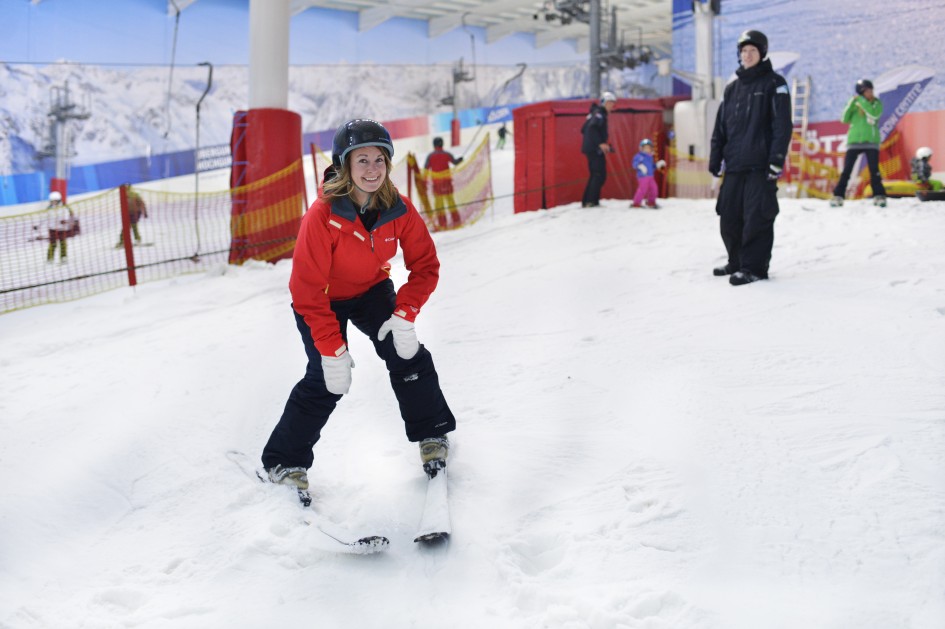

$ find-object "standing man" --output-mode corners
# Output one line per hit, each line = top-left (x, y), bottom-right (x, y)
(709, 30), (793, 286)
(580, 91), (616, 208)
(830, 79), (887, 207)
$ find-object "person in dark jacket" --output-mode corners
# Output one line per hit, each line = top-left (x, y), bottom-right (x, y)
(261, 119), (456, 497)
(580, 91), (616, 207)
(709, 30), (793, 286)
(496, 123), (509, 150)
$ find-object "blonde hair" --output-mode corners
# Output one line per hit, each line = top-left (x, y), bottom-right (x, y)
(322, 150), (400, 210)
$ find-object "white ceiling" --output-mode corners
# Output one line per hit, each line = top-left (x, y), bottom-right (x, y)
(171, 1), (673, 60)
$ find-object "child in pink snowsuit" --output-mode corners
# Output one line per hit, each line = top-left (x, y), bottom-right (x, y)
(631, 139), (665, 208)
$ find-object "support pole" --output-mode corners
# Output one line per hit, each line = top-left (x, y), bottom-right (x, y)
(119, 185), (138, 287)
(229, 0), (303, 265)
(694, 2), (715, 99)
(249, 0), (289, 109)
(589, 0), (601, 98)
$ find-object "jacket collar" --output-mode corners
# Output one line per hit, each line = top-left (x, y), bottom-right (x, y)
(736, 58), (773, 82)
(330, 194), (407, 231)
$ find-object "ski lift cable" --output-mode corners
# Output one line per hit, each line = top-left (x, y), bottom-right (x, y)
(460, 13), (479, 105)
(457, 62), (526, 160)
(163, 0), (182, 140)
(193, 61), (213, 260)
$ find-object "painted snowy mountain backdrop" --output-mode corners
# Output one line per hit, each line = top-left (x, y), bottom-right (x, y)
(672, 0), (945, 123)
(0, 61), (594, 176)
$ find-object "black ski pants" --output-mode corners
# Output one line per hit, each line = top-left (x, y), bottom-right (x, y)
(262, 279), (455, 470)
(833, 147), (886, 198)
(716, 170), (779, 278)
(582, 151), (607, 206)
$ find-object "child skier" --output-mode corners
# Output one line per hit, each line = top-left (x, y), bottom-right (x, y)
(910, 146), (942, 191)
(631, 139), (665, 209)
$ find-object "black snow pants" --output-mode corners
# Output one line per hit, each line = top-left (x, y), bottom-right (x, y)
(582, 151), (607, 206)
(716, 170), (780, 278)
(833, 147), (886, 198)
(261, 279), (455, 470)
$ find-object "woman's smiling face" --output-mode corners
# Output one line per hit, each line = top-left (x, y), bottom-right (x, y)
(349, 146), (387, 204)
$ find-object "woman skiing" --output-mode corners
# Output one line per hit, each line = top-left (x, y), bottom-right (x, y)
(261, 119), (456, 495)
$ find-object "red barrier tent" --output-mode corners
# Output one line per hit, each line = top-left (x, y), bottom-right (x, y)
(513, 97), (680, 213)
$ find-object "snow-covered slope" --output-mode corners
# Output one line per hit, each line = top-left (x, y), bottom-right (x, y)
(1, 150), (944, 628)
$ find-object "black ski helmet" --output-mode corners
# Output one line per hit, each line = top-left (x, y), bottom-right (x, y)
(737, 29), (768, 60)
(331, 119), (394, 170)
(855, 79), (874, 95)
(433, 136), (444, 148)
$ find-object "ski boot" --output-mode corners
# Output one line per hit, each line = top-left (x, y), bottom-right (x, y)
(266, 464), (309, 490)
(267, 464), (311, 506)
(829, 196), (844, 207)
(419, 436), (449, 478)
(873, 195), (887, 207)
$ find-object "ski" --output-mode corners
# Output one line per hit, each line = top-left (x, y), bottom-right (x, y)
(414, 459), (451, 544)
(226, 450), (389, 555)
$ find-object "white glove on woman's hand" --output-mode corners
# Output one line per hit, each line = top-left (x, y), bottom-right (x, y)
(377, 314), (419, 360)
(321, 350), (354, 395)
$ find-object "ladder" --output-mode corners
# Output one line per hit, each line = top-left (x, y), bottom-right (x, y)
(790, 76), (812, 197)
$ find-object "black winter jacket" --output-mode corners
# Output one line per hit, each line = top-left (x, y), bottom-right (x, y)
(581, 103), (609, 155)
(709, 59), (793, 175)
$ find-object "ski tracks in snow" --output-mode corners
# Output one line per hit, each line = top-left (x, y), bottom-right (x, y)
(494, 462), (712, 628)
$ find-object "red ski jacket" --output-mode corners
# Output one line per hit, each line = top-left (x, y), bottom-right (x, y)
(424, 149), (461, 195)
(290, 193), (440, 358)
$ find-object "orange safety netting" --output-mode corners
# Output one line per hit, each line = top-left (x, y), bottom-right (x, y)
(228, 159), (305, 264)
(666, 144), (715, 199)
(404, 136), (494, 232)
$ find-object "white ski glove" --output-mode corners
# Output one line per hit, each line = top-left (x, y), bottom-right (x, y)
(377, 313), (419, 360)
(656, 159), (667, 170)
(321, 349), (354, 395)
(638, 164), (648, 175)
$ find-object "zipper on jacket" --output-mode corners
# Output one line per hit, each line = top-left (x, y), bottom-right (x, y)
(370, 232), (375, 252)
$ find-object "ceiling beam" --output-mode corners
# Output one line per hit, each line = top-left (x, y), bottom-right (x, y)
(485, 21), (520, 44)
(429, 13), (464, 38)
(535, 27), (581, 49)
(289, 0), (319, 17)
(167, 0), (199, 15)
(359, 5), (397, 31)
(192, 0), (672, 59)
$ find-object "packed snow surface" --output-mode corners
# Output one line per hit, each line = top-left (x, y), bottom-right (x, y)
(2, 149), (944, 628)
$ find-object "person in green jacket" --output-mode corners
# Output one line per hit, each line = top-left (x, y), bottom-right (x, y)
(830, 79), (887, 207)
